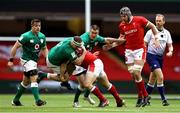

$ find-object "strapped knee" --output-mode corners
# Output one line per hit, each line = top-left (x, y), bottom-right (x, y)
(133, 64), (143, 72)
(128, 66), (134, 73)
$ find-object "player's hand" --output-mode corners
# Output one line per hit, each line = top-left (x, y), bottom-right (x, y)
(166, 51), (173, 57)
(119, 34), (125, 39)
(152, 38), (160, 48)
(153, 35), (160, 48)
(119, 38), (126, 42)
(60, 73), (69, 82)
(7, 61), (14, 67)
(93, 51), (100, 56)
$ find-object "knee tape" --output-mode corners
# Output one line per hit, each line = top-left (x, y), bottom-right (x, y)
(128, 66), (134, 73)
(31, 82), (38, 87)
(133, 64), (143, 72)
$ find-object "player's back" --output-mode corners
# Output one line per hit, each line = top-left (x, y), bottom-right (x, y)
(81, 51), (97, 68)
(48, 38), (75, 66)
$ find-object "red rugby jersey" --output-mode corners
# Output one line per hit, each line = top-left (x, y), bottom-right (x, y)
(119, 16), (148, 50)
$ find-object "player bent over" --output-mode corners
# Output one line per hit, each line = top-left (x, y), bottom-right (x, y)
(72, 48), (125, 107)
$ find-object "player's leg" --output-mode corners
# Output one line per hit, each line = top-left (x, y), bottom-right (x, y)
(133, 48), (149, 107)
(155, 68), (169, 106)
(61, 81), (73, 90)
(133, 60), (149, 107)
(146, 53), (158, 95)
(37, 71), (48, 83)
(125, 49), (143, 107)
(73, 73), (85, 107)
(61, 62), (76, 90)
(12, 75), (30, 106)
(73, 74), (95, 107)
(38, 72), (73, 91)
(86, 59), (109, 107)
(146, 72), (156, 95)
(38, 57), (67, 82)
(127, 63), (145, 107)
(83, 72), (108, 107)
(145, 72), (156, 105)
(37, 57), (55, 82)
(83, 88), (95, 105)
(98, 71), (125, 107)
(38, 61), (70, 82)
(37, 70), (59, 83)
(29, 72), (46, 106)
(25, 60), (46, 106)
(73, 65), (95, 107)
(83, 76), (96, 105)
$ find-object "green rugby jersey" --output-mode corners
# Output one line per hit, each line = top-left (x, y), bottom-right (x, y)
(80, 32), (105, 51)
(18, 30), (46, 62)
(48, 37), (78, 66)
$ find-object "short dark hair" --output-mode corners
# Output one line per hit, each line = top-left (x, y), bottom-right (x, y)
(156, 14), (165, 21)
(90, 25), (100, 31)
(31, 19), (41, 26)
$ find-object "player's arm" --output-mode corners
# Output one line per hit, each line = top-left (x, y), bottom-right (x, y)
(166, 43), (173, 57)
(104, 37), (122, 44)
(41, 46), (48, 58)
(7, 41), (22, 67)
(102, 34), (126, 51)
(146, 21), (160, 47)
(59, 61), (69, 82)
(144, 30), (151, 48)
(144, 41), (148, 48)
(146, 21), (159, 36)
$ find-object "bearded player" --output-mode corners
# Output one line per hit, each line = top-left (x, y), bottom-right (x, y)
(103, 7), (160, 107)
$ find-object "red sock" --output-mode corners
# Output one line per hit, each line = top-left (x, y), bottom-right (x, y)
(140, 81), (148, 97)
(108, 85), (122, 103)
(135, 81), (143, 98)
(91, 86), (106, 102)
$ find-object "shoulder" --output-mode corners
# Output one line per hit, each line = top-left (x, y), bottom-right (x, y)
(97, 35), (104, 39)
(133, 16), (148, 23)
(38, 32), (46, 38)
(19, 31), (32, 41)
(80, 32), (89, 38)
(133, 16), (148, 26)
(81, 32), (89, 36)
(64, 37), (73, 42)
(164, 28), (171, 34)
(21, 31), (31, 37)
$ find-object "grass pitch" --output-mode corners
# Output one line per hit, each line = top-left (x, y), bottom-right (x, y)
(0, 94), (180, 113)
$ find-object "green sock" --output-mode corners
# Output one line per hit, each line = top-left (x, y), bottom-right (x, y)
(31, 83), (40, 102)
(84, 89), (91, 98)
(74, 88), (82, 102)
(38, 71), (48, 79)
(13, 83), (26, 101)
